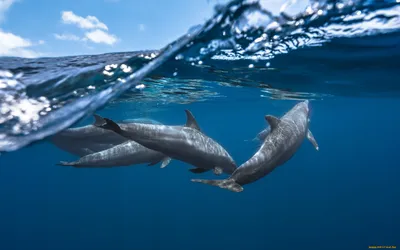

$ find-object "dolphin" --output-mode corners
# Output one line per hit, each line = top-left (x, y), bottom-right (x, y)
(94, 110), (237, 175)
(191, 100), (319, 192)
(57, 140), (171, 168)
(50, 115), (162, 157)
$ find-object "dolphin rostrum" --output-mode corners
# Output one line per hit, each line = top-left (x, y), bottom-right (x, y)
(50, 115), (162, 157)
(191, 100), (319, 192)
(94, 110), (237, 175)
(57, 140), (171, 168)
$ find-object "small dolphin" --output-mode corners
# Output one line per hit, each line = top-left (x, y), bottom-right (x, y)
(191, 100), (319, 192)
(94, 110), (237, 175)
(50, 115), (162, 157)
(57, 140), (171, 168)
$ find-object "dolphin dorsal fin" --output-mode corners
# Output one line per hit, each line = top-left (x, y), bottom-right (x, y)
(184, 110), (201, 131)
(93, 114), (106, 126)
(265, 115), (280, 130)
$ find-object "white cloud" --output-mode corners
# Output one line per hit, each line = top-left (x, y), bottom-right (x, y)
(61, 11), (108, 30)
(0, 29), (30, 48)
(0, 0), (16, 23)
(54, 33), (81, 41)
(58, 11), (119, 46)
(0, 29), (42, 58)
(0, 1), (44, 58)
(84, 29), (117, 45)
(138, 24), (146, 31)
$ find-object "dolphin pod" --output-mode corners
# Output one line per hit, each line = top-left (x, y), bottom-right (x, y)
(56, 100), (319, 192)
(53, 116), (171, 168)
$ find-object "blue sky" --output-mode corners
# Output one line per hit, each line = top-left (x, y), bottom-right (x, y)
(0, 0), (288, 58)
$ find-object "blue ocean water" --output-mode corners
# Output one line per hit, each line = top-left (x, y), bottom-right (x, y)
(1, 0), (400, 249)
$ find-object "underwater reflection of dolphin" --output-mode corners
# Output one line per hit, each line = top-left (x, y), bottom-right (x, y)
(94, 110), (237, 175)
(50, 116), (162, 157)
(191, 100), (319, 192)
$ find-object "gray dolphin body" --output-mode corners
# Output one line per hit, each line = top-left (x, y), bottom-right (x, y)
(50, 117), (162, 157)
(95, 110), (237, 175)
(191, 100), (319, 192)
(58, 141), (171, 168)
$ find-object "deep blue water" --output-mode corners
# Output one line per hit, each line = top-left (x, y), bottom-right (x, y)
(1, 0), (400, 249)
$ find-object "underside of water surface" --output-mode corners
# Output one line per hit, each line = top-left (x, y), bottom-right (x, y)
(0, 0), (399, 152)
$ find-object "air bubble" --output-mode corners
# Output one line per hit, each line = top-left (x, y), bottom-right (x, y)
(175, 54), (184, 60)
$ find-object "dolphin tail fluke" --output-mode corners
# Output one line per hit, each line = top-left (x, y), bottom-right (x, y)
(191, 178), (243, 192)
(94, 117), (122, 134)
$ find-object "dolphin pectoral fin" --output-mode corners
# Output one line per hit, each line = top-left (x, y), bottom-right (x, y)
(191, 178), (244, 192)
(213, 167), (223, 175)
(189, 168), (210, 174)
(148, 157), (171, 168)
(160, 157), (171, 168)
(184, 110), (201, 131)
(307, 129), (319, 151)
(93, 114), (106, 126)
(265, 115), (280, 130)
